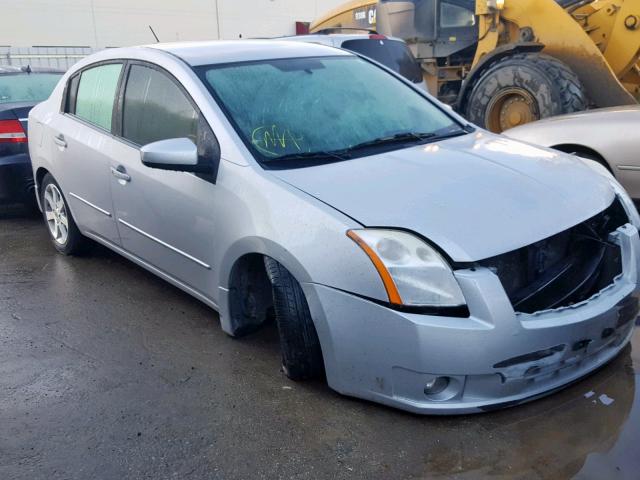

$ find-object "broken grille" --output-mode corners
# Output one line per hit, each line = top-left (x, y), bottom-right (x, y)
(479, 197), (629, 314)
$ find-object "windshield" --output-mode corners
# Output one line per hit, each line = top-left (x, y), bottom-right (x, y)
(0, 73), (62, 104)
(341, 38), (424, 83)
(197, 56), (460, 167)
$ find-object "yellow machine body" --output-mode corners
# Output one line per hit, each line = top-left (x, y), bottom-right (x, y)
(311, 0), (640, 130)
(475, 0), (639, 106)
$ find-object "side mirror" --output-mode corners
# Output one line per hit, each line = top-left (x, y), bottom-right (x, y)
(141, 138), (202, 172)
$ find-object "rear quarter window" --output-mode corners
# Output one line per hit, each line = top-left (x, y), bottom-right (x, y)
(64, 74), (80, 114)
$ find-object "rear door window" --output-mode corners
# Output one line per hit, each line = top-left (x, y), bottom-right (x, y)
(65, 74), (80, 114)
(74, 63), (122, 131)
(121, 64), (198, 146)
(340, 39), (423, 84)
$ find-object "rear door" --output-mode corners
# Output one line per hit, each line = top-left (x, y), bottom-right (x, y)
(49, 62), (123, 244)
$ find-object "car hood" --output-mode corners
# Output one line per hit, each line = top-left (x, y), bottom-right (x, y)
(272, 132), (616, 262)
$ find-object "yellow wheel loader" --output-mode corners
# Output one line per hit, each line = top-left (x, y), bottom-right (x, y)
(311, 0), (640, 132)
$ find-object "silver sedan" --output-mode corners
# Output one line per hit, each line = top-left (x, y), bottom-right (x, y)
(505, 106), (640, 201)
(28, 41), (640, 414)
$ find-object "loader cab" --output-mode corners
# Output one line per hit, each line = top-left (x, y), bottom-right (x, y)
(378, 0), (478, 59)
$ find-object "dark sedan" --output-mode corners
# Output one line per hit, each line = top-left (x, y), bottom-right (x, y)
(1, 66), (63, 208)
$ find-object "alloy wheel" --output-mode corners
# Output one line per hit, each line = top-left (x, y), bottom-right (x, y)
(43, 183), (69, 245)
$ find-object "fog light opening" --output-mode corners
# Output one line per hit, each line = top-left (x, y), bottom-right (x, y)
(424, 376), (450, 396)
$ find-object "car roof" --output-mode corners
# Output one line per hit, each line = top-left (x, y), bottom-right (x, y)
(145, 40), (352, 67)
(0, 65), (65, 74)
(277, 33), (405, 44)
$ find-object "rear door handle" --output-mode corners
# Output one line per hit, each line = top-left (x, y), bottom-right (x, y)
(111, 165), (131, 183)
(53, 134), (67, 148)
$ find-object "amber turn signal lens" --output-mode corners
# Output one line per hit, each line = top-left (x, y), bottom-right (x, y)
(347, 230), (403, 305)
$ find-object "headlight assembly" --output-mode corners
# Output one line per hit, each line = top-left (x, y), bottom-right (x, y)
(347, 229), (466, 307)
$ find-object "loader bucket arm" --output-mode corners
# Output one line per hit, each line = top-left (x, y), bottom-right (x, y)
(593, 1), (640, 78)
(496, 0), (637, 107)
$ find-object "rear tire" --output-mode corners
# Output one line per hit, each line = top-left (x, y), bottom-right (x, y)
(40, 173), (86, 255)
(264, 257), (324, 380)
(465, 53), (587, 133)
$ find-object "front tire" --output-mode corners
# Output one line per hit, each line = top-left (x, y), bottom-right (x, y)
(264, 257), (324, 380)
(465, 53), (587, 133)
(40, 173), (86, 255)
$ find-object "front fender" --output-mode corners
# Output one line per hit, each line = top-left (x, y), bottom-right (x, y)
(211, 163), (391, 335)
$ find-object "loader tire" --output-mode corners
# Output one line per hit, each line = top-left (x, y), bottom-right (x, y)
(465, 53), (587, 133)
(264, 257), (324, 381)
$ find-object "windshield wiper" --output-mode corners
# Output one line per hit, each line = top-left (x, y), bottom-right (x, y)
(345, 132), (437, 152)
(264, 150), (350, 164)
(343, 129), (469, 153)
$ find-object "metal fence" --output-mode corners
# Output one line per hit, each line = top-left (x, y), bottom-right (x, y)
(0, 46), (99, 71)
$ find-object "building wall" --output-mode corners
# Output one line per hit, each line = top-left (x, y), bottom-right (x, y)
(0, 0), (346, 48)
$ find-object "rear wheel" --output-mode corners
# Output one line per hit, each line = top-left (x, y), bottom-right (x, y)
(264, 257), (324, 380)
(465, 53), (587, 133)
(40, 173), (86, 255)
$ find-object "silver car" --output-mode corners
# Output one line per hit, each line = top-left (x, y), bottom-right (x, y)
(28, 41), (640, 414)
(504, 106), (640, 202)
(275, 33), (429, 91)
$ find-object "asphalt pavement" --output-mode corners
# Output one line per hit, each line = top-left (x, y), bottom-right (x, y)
(1, 207), (639, 480)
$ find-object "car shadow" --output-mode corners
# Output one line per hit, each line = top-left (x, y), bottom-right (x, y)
(0, 203), (41, 220)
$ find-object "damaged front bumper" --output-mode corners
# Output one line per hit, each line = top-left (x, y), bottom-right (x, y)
(303, 224), (639, 414)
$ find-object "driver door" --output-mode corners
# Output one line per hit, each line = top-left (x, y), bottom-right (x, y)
(108, 62), (220, 297)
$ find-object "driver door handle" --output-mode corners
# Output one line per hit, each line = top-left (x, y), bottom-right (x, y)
(111, 165), (131, 182)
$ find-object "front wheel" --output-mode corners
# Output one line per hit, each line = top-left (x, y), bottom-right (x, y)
(264, 257), (324, 380)
(40, 173), (86, 255)
(465, 53), (588, 133)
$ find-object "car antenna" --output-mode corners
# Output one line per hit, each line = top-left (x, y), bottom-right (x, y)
(148, 25), (160, 43)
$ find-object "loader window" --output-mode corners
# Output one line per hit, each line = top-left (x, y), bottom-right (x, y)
(440, 2), (475, 28)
